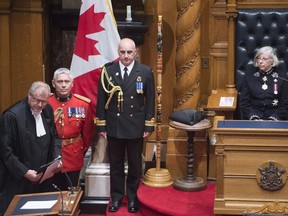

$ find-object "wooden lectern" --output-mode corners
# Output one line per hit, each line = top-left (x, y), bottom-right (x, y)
(213, 116), (288, 215)
(5, 188), (83, 216)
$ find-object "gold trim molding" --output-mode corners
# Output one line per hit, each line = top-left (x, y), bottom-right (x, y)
(245, 202), (288, 214)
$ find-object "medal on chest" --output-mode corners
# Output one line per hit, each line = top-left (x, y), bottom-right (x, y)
(67, 107), (86, 118)
(262, 76), (268, 90)
(272, 72), (279, 95)
(136, 76), (143, 94)
(274, 83), (278, 95)
(261, 72), (279, 95)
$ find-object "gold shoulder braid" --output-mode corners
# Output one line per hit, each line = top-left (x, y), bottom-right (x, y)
(101, 66), (124, 112)
(74, 94), (91, 103)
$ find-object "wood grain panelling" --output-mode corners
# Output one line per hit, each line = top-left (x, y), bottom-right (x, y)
(199, 0), (211, 106)
(0, 0), (45, 113)
(209, 1), (228, 91)
(12, 0), (42, 9)
(211, 0), (226, 8)
(237, 0), (288, 9)
(10, 0), (44, 106)
(0, 0), (11, 113)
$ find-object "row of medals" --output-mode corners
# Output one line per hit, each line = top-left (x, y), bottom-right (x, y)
(67, 107), (86, 118)
(262, 75), (278, 95)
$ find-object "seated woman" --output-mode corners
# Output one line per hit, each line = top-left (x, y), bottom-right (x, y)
(239, 46), (288, 120)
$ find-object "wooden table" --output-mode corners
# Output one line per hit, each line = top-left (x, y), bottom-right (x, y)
(169, 119), (212, 191)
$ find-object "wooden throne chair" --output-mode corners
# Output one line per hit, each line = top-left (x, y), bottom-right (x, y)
(234, 9), (288, 119)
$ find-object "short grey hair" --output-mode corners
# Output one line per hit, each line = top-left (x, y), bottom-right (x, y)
(53, 68), (73, 80)
(28, 81), (51, 97)
(253, 46), (279, 67)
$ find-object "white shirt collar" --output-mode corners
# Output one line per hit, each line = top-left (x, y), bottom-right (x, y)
(119, 61), (135, 76)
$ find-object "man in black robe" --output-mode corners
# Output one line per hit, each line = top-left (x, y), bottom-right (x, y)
(0, 81), (62, 215)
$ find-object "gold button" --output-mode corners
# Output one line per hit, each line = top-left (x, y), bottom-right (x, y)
(131, 96), (134, 99)
(131, 105), (134, 108)
(117, 113), (120, 116)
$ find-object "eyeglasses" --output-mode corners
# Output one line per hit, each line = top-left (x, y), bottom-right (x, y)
(30, 94), (48, 105)
(257, 57), (272, 61)
(119, 50), (134, 55)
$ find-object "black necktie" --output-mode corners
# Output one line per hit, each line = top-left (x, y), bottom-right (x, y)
(124, 67), (128, 81)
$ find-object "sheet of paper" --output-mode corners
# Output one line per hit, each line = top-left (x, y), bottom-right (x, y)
(219, 97), (234, 107)
(20, 200), (57, 209)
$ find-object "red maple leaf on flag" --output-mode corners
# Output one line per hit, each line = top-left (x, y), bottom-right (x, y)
(74, 5), (105, 61)
(70, 0), (120, 118)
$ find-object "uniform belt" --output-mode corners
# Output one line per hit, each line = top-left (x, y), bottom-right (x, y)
(61, 135), (81, 147)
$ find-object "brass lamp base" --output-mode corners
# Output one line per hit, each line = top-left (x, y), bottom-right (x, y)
(143, 167), (173, 187)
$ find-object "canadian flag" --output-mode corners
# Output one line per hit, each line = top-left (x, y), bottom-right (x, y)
(70, 0), (120, 117)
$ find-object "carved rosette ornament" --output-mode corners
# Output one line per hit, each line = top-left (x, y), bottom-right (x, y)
(256, 161), (287, 191)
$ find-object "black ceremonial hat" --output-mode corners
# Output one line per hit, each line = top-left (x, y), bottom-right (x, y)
(169, 109), (204, 126)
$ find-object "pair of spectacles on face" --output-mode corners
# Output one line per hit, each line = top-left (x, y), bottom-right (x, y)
(257, 57), (272, 61)
(30, 94), (48, 105)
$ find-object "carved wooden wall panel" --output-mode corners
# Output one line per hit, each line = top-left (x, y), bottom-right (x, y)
(237, 0), (288, 9)
(209, 0), (228, 91)
(6, 0), (45, 108)
(0, 0), (11, 113)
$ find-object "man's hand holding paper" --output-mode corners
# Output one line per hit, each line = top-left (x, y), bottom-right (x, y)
(37, 156), (62, 183)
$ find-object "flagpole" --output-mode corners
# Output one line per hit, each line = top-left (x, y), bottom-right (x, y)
(143, 15), (173, 188)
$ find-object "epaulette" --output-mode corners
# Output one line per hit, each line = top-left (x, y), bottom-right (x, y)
(103, 62), (113, 68)
(74, 94), (91, 103)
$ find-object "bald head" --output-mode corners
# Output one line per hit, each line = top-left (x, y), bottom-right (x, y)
(118, 38), (136, 50)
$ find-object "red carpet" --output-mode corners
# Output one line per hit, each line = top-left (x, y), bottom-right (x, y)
(81, 180), (215, 216)
(137, 180), (215, 216)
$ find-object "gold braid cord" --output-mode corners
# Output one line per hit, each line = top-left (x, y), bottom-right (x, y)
(101, 66), (124, 112)
(54, 107), (63, 123)
(54, 107), (64, 130)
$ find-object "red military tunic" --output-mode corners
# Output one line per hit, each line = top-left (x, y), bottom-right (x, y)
(48, 93), (94, 172)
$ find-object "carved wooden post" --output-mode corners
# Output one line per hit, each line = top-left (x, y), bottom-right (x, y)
(143, 15), (173, 188)
(226, 0), (238, 89)
(175, 0), (201, 109)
